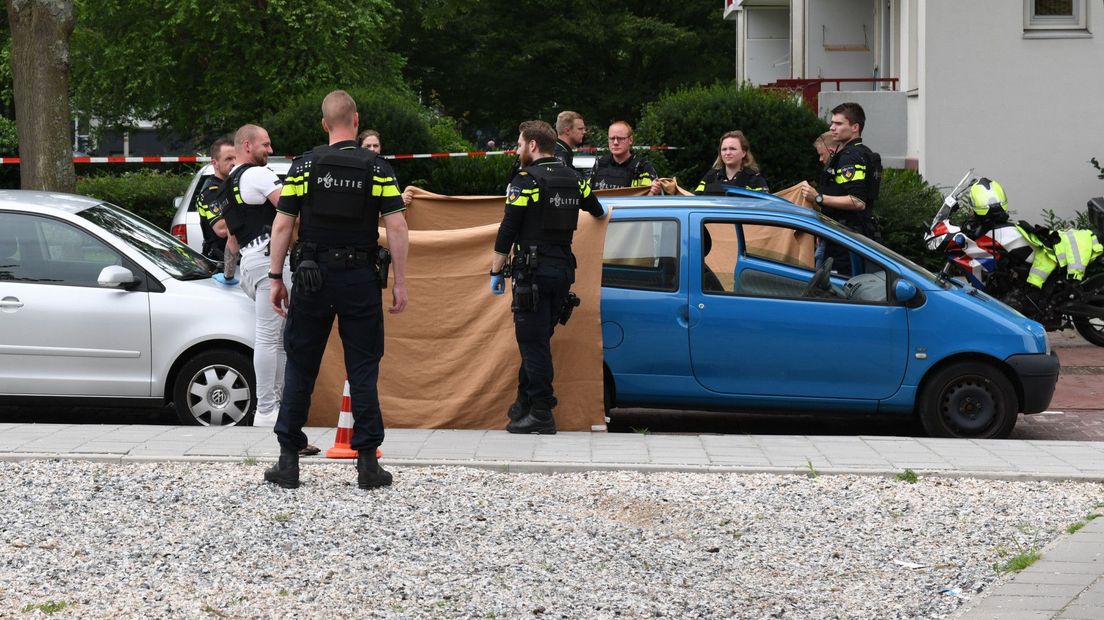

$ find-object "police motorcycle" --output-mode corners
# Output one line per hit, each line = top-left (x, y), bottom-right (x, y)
(924, 170), (1104, 346)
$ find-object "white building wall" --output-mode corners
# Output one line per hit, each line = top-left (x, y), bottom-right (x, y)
(922, 0), (1104, 221)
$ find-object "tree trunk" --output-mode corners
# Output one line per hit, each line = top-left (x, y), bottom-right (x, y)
(6, 0), (75, 192)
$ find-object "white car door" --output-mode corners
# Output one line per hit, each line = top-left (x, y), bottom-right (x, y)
(0, 211), (152, 396)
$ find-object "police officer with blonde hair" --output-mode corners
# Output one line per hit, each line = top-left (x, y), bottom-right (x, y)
(265, 90), (408, 490)
(554, 111), (585, 169)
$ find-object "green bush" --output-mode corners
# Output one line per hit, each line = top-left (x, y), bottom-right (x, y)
(262, 87), (442, 188)
(0, 116), (17, 155)
(77, 170), (192, 230)
(425, 155), (515, 196)
(637, 82), (826, 191)
(876, 168), (947, 272)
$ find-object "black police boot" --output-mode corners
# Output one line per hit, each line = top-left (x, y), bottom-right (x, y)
(506, 402), (556, 435)
(506, 396), (531, 423)
(263, 446), (300, 489)
(357, 451), (393, 490)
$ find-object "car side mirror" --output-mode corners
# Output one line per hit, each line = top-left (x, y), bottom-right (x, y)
(98, 265), (138, 289)
(894, 279), (918, 304)
(173, 196), (183, 209)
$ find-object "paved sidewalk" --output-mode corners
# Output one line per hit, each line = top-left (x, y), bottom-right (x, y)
(2, 423), (1104, 478)
(2, 423), (1102, 619)
(957, 517), (1104, 620)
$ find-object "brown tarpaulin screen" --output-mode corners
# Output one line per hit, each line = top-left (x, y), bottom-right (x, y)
(306, 183), (813, 431)
(307, 187), (642, 432)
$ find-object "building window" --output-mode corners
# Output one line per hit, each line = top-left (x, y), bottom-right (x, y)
(1025, 0), (1088, 31)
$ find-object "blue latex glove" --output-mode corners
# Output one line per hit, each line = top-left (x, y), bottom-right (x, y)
(212, 273), (239, 286)
(490, 273), (505, 295)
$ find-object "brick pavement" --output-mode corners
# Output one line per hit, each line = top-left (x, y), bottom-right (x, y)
(1013, 331), (1104, 442)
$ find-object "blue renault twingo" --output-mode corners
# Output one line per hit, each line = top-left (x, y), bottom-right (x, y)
(598, 191), (1059, 439)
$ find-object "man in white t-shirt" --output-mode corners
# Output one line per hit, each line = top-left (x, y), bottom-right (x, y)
(214, 125), (315, 453)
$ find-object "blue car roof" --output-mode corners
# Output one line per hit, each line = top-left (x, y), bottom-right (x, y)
(600, 192), (816, 220)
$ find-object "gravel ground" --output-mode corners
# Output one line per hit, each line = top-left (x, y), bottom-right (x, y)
(1, 461), (1101, 619)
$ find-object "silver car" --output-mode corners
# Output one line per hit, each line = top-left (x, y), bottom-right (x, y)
(0, 191), (257, 425)
(170, 160), (292, 254)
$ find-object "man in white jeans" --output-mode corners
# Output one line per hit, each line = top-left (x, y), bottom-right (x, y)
(213, 125), (319, 455)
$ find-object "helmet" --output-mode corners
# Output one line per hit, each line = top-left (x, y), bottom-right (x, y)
(967, 178), (1008, 217)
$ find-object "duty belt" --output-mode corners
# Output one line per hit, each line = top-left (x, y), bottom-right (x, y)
(296, 242), (375, 269)
(242, 233), (271, 253)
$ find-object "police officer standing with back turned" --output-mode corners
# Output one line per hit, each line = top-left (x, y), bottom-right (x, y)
(265, 90), (408, 490)
(490, 120), (607, 435)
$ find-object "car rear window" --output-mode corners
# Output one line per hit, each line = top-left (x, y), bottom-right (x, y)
(602, 219), (679, 291)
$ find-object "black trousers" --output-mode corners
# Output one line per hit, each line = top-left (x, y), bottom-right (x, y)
(513, 265), (571, 407)
(275, 265), (385, 452)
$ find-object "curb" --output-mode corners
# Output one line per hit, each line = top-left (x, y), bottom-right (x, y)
(2, 452), (1103, 482)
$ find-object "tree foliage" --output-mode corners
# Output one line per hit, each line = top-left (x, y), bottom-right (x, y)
(392, 0), (735, 138)
(71, 0), (406, 142)
(637, 82), (826, 190)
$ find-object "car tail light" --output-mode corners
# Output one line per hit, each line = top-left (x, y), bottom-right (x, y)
(171, 224), (188, 244)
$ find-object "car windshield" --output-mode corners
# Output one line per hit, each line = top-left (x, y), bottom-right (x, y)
(77, 202), (215, 279)
(818, 216), (947, 287)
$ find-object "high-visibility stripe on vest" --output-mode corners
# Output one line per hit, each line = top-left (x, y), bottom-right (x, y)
(1054, 229), (1103, 281)
(1015, 224), (1058, 288)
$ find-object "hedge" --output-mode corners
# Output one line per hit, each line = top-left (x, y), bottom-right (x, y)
(261, 87), (441, 187)
(636, 82), (825, 191)
(76, 170), (193, 231)
(875, 168), (947, 272)
(424, 155), (515, 196)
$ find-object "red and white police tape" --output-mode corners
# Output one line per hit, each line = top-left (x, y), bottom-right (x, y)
(0, 145), (679, 165)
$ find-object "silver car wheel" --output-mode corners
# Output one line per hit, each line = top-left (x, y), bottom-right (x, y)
(185, 364), (252, 426)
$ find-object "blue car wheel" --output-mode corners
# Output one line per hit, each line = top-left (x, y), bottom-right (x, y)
(918, 361), (1018, 439)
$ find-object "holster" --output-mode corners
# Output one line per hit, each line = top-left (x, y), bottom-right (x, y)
(510, 246), (539, 313)
(557, 292), (581, 325)
(375, 247), (392, 289)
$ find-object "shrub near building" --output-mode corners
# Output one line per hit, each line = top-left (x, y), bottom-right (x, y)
(636, 82), (825, 191)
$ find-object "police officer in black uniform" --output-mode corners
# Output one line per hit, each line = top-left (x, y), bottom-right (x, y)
(197, 136), (235, 260)
(553, 110), (586, 170)
(264, 90), (408, 490)
(809, 102), (874, 276)
(589, 121), (661, 194)
(693, 130), (769, 195)
(490, 120), (607, 435)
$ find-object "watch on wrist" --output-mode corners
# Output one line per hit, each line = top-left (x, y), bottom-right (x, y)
(814, 193), (824, 206)
(267, 271), (283, 280)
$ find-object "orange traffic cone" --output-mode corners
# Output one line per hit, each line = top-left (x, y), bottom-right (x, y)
(325, 378), (382, 459)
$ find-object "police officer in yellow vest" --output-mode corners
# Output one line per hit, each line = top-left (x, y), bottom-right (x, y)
(197, 136), (235, 260)
(490, 120), (608, 434)
(807, 102), (874, 276)
(265, 90), (409, 490)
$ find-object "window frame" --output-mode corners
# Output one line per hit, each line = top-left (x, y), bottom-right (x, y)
(700, 217), (895, 306)
(600, 217), (681, 293)
(0, 209), (140, 289)
(1024, 0), (1088, 31)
